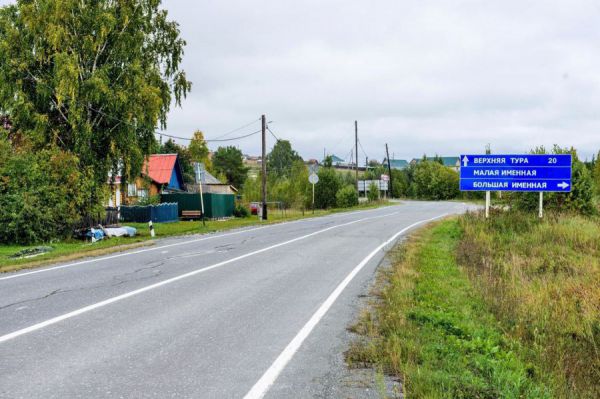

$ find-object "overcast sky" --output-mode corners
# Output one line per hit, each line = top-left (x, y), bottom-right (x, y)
(3, 1), (600, 163)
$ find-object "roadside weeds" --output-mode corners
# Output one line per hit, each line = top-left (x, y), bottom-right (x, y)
(346, 219), (551, 398)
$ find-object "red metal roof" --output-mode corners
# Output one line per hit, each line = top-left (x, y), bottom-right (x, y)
(142, 154), (178, 184)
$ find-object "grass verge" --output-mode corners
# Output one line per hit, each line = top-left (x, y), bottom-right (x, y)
(0, 201), (391, 273)
(458, 211), (600, 398)
(346, 219), (551, 398)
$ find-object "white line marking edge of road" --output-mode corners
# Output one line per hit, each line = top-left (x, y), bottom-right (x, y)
(0, 211), (400, 344)
(0, 206), (400, 282)
(243, 212), (448, 399)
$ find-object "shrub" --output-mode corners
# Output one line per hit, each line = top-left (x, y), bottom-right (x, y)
(390, 169), (410, 198)
(0, 144), (99, 244)
(367, 181), (380, 202)
(136, 194), (161, 206)
(412, 161), (459, 200)
(336, 185), (359, 208)
(314, 167), (341, 209)
(233, 204), (250, 218)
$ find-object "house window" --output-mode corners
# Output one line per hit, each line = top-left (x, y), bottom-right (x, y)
(137, 188), (148, 198)
(127, 183), (137, 197)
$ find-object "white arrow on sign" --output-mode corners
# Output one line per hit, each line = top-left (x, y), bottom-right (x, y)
(557, 182), (570, 190)
(462, 156), (469, 167)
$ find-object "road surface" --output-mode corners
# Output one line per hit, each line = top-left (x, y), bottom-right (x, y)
(0, 201), (473, 398)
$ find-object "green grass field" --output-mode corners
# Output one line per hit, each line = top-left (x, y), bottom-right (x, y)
(347, 212), (600, 398)
(0, 202), (390, 273)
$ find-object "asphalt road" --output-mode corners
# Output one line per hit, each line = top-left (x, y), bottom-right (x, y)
(0, 201), (473, 399)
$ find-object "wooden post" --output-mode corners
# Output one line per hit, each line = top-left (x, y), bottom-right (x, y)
(261, 115), (267, 220)
(386, 144), (394, 198)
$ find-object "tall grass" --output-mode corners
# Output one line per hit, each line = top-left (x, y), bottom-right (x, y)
(346, 221), (549, 398)
(458, 211), (600, 398)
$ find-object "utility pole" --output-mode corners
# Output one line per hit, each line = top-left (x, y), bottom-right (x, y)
(386, 143), (394, 198)
(355, 120), (358, 184)
(261, 114), (267, 220)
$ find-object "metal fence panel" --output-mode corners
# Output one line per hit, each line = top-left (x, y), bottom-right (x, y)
(120, 203), (178, 223)
(160, 193), (234, 219)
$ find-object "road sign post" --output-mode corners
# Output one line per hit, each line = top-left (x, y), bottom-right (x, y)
(459, 154), (572, 218)
(308, 172), (319, 214)
(194, 163), (206, 227)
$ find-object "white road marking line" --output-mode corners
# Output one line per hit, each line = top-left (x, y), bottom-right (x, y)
(243, 213), (448, 399)
(0, 206), (397, 282)
(0, 211), (398, 344)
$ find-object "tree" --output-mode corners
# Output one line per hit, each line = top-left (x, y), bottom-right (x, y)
(0, 135), (98, 244)
(390, 169), (410, 198)
(267, 140), (302, 178)
(0, 0), (191, 212)
(314, 167), (341, 209)
(159, 139), (195, 185)
(189, 130), (212, 171)
(213, 146), (248, 189)
(411, 161), (459, 200)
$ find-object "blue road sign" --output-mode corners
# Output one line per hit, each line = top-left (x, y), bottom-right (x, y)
(459, 154), (572, 192)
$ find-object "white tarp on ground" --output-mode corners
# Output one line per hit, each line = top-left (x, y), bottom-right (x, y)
(103, 227), (137, 238)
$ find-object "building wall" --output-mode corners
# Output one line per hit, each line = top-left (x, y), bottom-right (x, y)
(123, 177), (161, 205)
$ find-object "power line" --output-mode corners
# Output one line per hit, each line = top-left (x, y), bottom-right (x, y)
(206, 129), (262, 142)
(357, 138), (368, 159)
(210, 118), (261, 140)
(157, 129), (262, 143)
(266, 126), (281, 142)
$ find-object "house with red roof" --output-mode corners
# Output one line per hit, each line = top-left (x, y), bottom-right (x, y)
(108, 154), (186, 206)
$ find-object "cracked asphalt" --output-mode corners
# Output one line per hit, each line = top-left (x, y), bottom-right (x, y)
(0, 201), (474, 398)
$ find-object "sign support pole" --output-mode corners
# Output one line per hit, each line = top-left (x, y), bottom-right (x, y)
(312, 183), (315, 214)
(199, 178), (206, 227)
(485, 191), (491, 218)
(539, 192), (544, 219)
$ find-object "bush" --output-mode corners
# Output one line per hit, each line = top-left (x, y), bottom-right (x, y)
(233, 204), (250, 218)
(0, 143), (99, 244)
(367, 181), (380, 202)
(314, 167), (341, 209)
(242, 160), (310, 210)
(336, 185), (359, 208)
(390, 169), (410, 198)
(136, 194), (161, 206)
(412, 161), (459, 200)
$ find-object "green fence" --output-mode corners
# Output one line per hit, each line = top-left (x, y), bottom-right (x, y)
(120, 203), (179, 223)
(160, 193), (235, 219)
